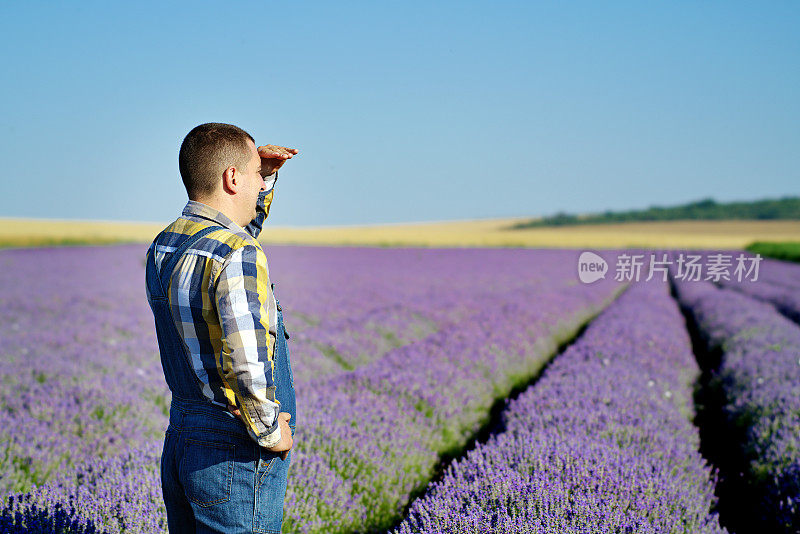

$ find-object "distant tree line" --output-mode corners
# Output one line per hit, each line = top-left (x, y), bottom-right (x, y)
(509, 196), (800, 228)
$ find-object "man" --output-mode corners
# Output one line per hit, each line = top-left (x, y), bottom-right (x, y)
(144, 122), (298, 533)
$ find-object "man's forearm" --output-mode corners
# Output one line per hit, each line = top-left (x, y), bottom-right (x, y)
(213, 243), (282, 448)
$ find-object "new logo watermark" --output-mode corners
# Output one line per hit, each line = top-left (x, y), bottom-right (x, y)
(577, 251), (763, 284)
(578, 251), (608, 284)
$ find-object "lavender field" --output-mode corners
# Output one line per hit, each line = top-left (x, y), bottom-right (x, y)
(393, 279), (725, 533)
(0, 244), (798, 533)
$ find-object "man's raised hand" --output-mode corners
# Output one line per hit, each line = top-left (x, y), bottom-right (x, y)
(258, 144), (298, 177)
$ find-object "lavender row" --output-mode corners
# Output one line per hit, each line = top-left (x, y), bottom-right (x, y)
(719, 275), (800, 325)
(663, 249), (800, 324)
(392, 280), (727, 534)
(753, 256), (800, 289)
(716, 258), (800, 325)
(671, 276), (800, 532)
(665, 248), (800, 324)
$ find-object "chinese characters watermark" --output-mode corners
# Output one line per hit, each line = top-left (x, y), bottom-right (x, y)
(577, 251), (763, 284)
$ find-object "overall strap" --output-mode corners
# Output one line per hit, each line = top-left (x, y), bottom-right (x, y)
(150, 225), (223, 299)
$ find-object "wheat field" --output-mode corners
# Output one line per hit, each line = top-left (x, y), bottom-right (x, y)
(1, 217), (799, 249)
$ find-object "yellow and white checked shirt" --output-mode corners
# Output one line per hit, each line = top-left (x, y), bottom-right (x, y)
(145, 183), (285, 448)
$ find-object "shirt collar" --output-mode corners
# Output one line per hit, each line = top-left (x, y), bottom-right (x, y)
(182, 200), (244, 232)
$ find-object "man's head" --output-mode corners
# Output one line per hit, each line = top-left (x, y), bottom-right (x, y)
(179, 122), (266, 227)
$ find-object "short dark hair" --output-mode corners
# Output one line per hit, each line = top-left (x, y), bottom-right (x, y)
(178, 123), (255, 199)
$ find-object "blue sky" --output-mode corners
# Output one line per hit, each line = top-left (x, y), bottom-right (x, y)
(0, 1), (797, 226)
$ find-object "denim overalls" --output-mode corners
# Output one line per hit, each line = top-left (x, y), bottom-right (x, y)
(146, 226), (296, 534)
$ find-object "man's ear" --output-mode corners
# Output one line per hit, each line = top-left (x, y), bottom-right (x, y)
(222, 166), (239, 194)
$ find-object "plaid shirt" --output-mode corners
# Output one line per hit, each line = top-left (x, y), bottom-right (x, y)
(145, 175), (285, 448)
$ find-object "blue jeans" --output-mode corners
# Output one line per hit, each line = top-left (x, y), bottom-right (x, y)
(146, 229), (296, 533)
(161, 396), (295, 533)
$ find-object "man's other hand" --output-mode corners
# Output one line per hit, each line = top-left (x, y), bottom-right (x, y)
(258, 144), (298, 177)
(227, 405), (294, 460)
(266, 412), (293, 460)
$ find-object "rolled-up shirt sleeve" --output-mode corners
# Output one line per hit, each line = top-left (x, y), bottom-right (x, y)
(212, 243), (282, 448)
